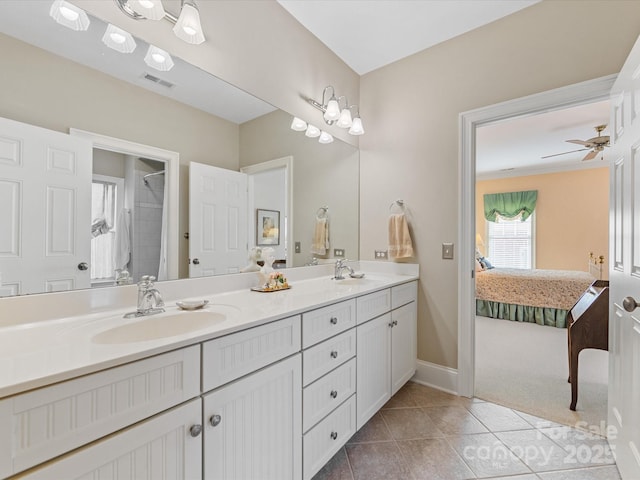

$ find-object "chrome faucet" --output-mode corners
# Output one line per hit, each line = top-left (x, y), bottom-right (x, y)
(333, 259), (354, 280)
(124, 275), (165, 318)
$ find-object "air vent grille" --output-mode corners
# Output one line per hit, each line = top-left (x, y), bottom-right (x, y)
(142, 73), (174, 89)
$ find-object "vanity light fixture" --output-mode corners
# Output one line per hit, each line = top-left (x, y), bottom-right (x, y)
(102, 24), (137, 53)
(307, 86), (365, 135)
(114, 0), (206, 45)
(49, 0), (90, 31)
(290, 117), (307, 132)
(144, 45), (174, 71)
(318, 131), (334, 144)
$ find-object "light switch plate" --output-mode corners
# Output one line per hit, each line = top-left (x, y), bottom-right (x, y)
(442, 243), (454, 260)
(334, 249), (345, 257)
(295, 242), (301, 253)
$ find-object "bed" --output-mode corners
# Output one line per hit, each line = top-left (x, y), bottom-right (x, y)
(475, 257), (603, 328)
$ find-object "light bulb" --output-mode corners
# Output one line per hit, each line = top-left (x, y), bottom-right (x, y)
(324, 97), (341, 121)
(336, 108), (353, 128)
(349, 117), (365, 136)
(173, 2), (205, 44)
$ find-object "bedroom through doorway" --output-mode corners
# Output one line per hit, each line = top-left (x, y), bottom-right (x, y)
(472, 97), (610, 432)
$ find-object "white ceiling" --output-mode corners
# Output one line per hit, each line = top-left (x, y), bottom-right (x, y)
(277, 0), (539, 75)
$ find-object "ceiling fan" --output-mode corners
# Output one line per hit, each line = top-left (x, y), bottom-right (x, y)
(542, 124), (610, 161)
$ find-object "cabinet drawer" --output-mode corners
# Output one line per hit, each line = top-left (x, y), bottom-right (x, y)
(302, 328), (356, 386)
(302, 299), (356, 348)
(0, 346), (200, 478)
(392, 281), (418, 309)
(202, 315), (301, 392)
(303, 394), (356, 480)
(303, 358), (356, 433)
(356, 288), (391, 324)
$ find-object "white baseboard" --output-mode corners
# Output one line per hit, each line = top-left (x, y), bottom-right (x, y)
(411, 360), (459, 395)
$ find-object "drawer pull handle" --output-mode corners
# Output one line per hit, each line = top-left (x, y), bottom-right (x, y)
(210, 414), (222, 427)
(330, 316), (338, 325)
(330, 350), (338, 359)
(330, 390), (338, 399)
(189, 424), (203, 437)
(330, 431), (338, 440)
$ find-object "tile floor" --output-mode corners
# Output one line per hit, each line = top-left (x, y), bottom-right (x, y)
(313, 381), (619, 480)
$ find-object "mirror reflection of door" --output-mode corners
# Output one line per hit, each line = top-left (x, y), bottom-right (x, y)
(0, 117), (92, 296)
(189, 162), (249, 277)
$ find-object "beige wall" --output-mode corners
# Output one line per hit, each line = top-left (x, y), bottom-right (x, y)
(359, 1), (640, 369)
(476, 168), (609, 277)
(240, 109), (360, 265)
(0, 33), (239, 279)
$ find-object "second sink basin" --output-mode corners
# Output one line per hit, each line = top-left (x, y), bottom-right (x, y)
(92, 310), (227, 344)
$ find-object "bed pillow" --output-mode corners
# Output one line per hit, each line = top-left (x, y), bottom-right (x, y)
(479, 257), (494, 270)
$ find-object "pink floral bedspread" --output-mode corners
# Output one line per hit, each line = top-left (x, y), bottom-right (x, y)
(475, 268), (595, 310)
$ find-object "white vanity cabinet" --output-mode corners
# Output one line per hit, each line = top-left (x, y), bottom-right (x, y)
(356, 281), (417, 429)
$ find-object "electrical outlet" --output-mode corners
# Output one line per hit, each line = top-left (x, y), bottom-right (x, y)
(375, 250), (388, 259)
(334, 249), (345, 257)
(442, 243), (454, 260)
(295, 242), (301, 253)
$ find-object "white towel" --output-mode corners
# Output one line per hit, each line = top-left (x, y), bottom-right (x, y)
(388, 213), (414, 259)
(113, 209), (131, 270)
(310, 217), (329, 255)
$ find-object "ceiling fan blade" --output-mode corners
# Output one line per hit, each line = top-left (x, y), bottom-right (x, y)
(582, 150), (598, 161)
(541, 148), (590, 159)
(566, 139), (592, 146)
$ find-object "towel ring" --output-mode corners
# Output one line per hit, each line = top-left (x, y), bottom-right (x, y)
(389, 199), (405, 213)
(316, 206), (329, 219)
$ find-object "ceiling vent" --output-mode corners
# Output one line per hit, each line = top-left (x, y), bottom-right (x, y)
(142, 72), (174, 89)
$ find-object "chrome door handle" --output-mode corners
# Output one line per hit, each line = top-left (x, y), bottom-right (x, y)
(623, 296), (640, 312)
(77, 262), (88, 271)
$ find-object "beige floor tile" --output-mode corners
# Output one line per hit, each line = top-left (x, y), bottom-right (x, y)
(425, 405), (489, 435)
(381, 407), (443, 440)
(312, 447), (354, 480)
(446, 432), (532, 478)
(537, 465), (621, 480)
(495, 430), (582, 473)
(514, 410), (563, 429)
(382, 384), (419, 409)
(347, 412), (392, 444)
(537, 426), (615, 466)
(469, 402), (533, 432)
(345, 442), (412, 480)
(486, 475), (540, 480)
(398, 438), (476, 480)
(405, 382), (467, 407)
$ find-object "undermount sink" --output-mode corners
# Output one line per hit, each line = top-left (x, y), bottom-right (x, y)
(333, 276), (381, 286)
(92, 310), (227, 344)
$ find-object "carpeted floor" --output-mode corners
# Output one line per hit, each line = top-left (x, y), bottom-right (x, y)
(475, 315), (609, 436)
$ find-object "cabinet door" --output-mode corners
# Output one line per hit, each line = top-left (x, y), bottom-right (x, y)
(391, 301), (417, 395)
(18, 399), (202, 480)
(203, 354), (302, 480)
(356, 313), (391, 430)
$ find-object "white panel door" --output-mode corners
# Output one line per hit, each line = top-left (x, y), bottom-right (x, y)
(608, 34), (640, 479)
(0, 116), (92, 296)
(189, 162), (248, 277)
(203, 354), (302, 480)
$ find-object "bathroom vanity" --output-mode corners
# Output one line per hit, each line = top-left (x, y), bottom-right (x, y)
(0, 262), (418, 479)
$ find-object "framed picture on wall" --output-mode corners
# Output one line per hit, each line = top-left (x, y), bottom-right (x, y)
(257, 209), (280, 245)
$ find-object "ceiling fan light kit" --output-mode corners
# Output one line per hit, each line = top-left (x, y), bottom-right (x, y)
(542, 124), (610, 161)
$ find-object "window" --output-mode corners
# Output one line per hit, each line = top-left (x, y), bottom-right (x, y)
(486, 213), (535, 269)
(91, 175), (124, 282)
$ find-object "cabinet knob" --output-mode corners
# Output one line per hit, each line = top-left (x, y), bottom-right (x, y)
(388, 322), (394, 328)
(330, 316), (338, 325)
(330, 350), (338, 359)
(393, 320), (398, 326)
(77, 262), (89, 271)
(210, 414), (222, 427)
(330, 431), (338, 440)
(330, 390), (338, 399)
(189, 424), (202, 437)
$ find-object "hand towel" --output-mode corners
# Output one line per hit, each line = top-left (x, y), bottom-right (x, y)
(311, 217), (329, 255)
(113, 209), (131, 270)
(388, 213), (414, 259)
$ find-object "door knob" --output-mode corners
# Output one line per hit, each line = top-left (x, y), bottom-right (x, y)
(622, 296), (640, 312)
(192, 258), (200, 265)
(77, 262), (88, 271)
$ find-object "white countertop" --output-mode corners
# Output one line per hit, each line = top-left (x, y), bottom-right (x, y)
(0, 263), (418, 398)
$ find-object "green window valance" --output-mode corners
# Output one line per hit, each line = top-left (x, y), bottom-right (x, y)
(484, 190), (537, 222)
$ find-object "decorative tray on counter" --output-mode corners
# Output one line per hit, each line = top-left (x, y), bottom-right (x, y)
(250, 285), (291, 293)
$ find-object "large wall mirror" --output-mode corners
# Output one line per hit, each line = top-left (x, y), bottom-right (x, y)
(0, 1), (359, 297)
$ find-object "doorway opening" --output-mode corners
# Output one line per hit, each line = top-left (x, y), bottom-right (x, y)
(457, 76), (616, 418)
